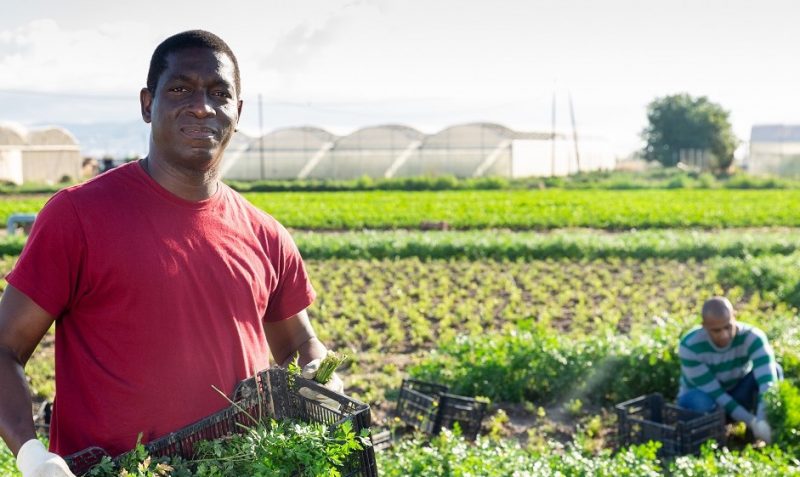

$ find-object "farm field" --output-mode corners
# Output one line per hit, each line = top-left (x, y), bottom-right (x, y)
(9, 189), (800, 229)
(1, 185), (800, 475)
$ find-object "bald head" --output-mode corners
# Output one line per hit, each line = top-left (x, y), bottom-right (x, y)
(701, 296), (736, 348)
(702, 296), (734, 321)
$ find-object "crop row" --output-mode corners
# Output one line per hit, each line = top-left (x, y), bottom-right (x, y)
(292, 229), (800, 261)
(8, 189), (800, 229)
(243, 189), (800, 229)
(377, 431), (800, 477)
(6, 168), (799, 196)
(6, 229), (800, 262)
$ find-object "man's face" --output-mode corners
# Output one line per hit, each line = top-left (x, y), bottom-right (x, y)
(141, 47), (242, 171)
(702, 312), (737, 348)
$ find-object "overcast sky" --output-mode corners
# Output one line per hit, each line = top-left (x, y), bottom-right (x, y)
(0, 0), (798, 157)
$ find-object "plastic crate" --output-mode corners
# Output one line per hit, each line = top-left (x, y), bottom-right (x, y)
(64, 368), (378, 476)
(615, 393), (726, 458)
(395, 379), (488, 440)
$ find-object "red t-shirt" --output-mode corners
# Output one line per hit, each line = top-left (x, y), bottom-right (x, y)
(7, 161), (316, 457)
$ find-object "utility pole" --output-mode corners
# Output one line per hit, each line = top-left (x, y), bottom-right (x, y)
(568, 91), (581, 173)
(258, 94), (265, 180)
(550, 89), (557, 176)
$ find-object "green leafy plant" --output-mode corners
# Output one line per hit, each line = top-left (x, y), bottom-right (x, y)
(764, 381), (800, 455)
(409, 324), (682, 405)
(84, 420), (368, 477)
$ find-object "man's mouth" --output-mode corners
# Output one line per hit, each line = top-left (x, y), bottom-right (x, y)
(180, 126), (217, 140)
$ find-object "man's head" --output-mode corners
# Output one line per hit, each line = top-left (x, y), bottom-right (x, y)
(701, 296), (737, 348)
(140, 30), (243, 173)
(147, 30), (240, 97)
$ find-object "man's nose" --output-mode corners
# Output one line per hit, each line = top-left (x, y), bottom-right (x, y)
(187, 91), (215, 117)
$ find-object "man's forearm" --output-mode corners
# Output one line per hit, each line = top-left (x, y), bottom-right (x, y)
(0, 347), (37, 456)
(279, 336), (328, 367)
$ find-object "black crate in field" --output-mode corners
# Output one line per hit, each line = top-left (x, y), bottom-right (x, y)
(396, 379), (488, 440)
(64, 368), (378, 476)
(615, 393), (725, 457)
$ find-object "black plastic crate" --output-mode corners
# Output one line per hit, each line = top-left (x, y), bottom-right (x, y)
(64, 368), (378, 476)
(395, 379), (487, 440)
(615, 393), (726, 458)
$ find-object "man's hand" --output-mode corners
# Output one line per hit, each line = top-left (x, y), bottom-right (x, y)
(16, 439), (76, 477)
(749, 418), (773, 444)
(298, 358), (344, 410)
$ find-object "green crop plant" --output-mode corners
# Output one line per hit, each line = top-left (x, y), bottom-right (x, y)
(406, 326), (656, 405)
(0, 443), (17, 477)
(84, 420), (368, 477)
(378, 429), (800, 476)
(240, 189), (800, 230)
(303, 257), (794, 355)
(764, 381), (800, 455)
(409, 322), (800, 407)
(0, 197), (47, 227)
(9, 189), (800, 229)
(714, 252), (800, 308)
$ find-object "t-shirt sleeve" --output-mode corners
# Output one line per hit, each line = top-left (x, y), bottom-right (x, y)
(263, 223), (316, 322)
(5, 190), (87, 317)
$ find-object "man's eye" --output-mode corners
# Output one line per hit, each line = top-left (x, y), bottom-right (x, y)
(213, 91), (232, 98)
(169, 87), (189, 93)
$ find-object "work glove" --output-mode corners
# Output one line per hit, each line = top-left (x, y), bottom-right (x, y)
(299, 358), (344, 411)
(749, 418), (773, 444)
(16, 439), (76, 477)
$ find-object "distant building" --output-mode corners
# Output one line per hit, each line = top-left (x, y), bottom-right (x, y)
(0, 124), (82, 184)
(747, 125), (800, 176)
(221, 122), (615, 181)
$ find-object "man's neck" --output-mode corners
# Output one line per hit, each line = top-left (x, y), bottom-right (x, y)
(141, 156), (220, 202)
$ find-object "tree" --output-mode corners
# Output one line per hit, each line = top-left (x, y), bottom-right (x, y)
(641, 93), (738, 172)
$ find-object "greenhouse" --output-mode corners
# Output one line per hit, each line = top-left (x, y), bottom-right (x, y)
(0, 124), (82, 184)
(398, 123), (517, 177)
(220, 122), (615, 181)
(221, 127), (337, 181)
(310, 125), (424, 180)
(747, 124), (800, 176)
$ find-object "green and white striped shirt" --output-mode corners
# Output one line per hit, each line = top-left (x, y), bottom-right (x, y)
(679, 322), (778, 423)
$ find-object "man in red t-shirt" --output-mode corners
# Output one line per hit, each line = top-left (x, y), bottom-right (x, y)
(0, 30), (340, 477)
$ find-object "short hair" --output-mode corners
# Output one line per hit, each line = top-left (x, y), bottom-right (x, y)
(146, 30), (241, 96)
(702, 296), (734, 320)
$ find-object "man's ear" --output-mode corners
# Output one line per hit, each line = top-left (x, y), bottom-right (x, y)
(236, 99), (243, 126)
(140, 88), (153, 123)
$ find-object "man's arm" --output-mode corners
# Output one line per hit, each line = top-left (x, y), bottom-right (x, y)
(263, 309), (328, 367)
(748, 331), (779, 419)
(0, 285), (56, 455)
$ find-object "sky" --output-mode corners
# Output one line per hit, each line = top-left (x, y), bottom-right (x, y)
(0, 0), (798, 158)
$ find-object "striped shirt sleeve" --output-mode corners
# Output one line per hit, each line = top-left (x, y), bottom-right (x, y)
(679, 338), (755, 423)
(746, 329), (779, 419)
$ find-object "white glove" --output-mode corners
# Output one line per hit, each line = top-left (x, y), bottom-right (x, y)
(298, 358), (344, 410)
(16, 439), (76, 477)
(750, 418), (773, 444)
